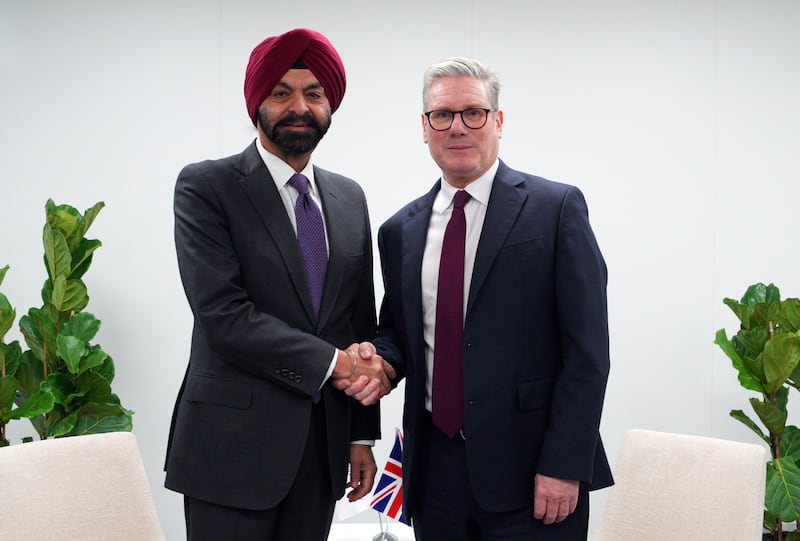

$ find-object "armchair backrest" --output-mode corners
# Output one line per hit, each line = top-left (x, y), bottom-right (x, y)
(0, 431), (165, 541)
(595, 429), (766, 541)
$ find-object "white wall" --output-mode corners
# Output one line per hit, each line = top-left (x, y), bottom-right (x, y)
(1, 1), (798, 539)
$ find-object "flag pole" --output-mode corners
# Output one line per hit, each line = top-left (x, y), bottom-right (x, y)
(371, 511), (399, 541)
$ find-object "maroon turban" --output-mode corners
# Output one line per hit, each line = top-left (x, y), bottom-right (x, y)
(243, 28), (346, 126)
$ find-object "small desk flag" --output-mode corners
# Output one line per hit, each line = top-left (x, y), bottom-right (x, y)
(369, 428), (409, 525)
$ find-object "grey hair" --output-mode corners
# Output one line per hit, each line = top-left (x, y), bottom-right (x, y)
(422, 57), (500, 111)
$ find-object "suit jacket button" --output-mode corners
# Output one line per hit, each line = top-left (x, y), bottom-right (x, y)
(281, 368), (289, 377)
(295, 375), (303, 383)
(288, 372), (296, 380)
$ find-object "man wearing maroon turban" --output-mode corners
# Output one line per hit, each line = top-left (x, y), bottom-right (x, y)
(165, 28), (393, 541)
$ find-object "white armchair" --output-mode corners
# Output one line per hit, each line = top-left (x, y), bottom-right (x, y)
(0, 431), (165, 541)
(594, 429), (767, 541)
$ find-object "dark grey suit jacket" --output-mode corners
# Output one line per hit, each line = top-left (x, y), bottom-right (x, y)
(165, 142), (379, 510)
(375, 160), (613, 517)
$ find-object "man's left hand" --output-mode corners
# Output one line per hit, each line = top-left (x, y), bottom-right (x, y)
(346, 444), (377, 501)
(533, 474), (579, 525)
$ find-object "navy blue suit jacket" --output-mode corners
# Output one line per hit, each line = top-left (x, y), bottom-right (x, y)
(375, 160), (613, 517)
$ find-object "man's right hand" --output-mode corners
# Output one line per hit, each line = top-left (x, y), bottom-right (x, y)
(332, 342), (395, 405)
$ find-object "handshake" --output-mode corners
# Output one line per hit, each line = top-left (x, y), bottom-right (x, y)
(331, 343), (396, 406)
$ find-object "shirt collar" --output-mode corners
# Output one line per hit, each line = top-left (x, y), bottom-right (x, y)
(254, 138), (317, 195)
(434, 159), (499, 213)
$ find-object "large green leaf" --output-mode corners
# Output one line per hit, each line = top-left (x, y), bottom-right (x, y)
(50, 274), (66, 311)
(753, 302), (783, 330)
(62, 312), (101, 343)
(79, 346), (108, 375)
(781, 426), (800, 462)
(724, 298), (752, 328)
(75, 370), (112, 404)
(76, 202), (105, 242)
(56, 334), (86, 374)
(743, 283), (781, 306)
(45, 200), (81, 252)
(779, 299), (800, 332)
(51, 412), (78, 436)
(0, 375), (18, 412)
(715, 328), (764, 392)
(0, 288), (14, 338)
(735, 327), (770, 360)
(751, 397), (788, 435)
(41, 372), (74, 406)
(14, 350), (44, 394)
(731, 409), (770, 444)
(71, 411), (132, 435)
(69, 239), (101, 280)
(778, 385), (791, 414)
(0, 341), (22, 377)
(94, 353), (115, 384)
(19, 307), (58, 364)
(0, 265), (8, 286)
(766, 457), (800, 520)
(43, 226), (71, 282)
(762, 334), (800, 393)
(6, 390), (54, 420)
(61, 279), (89, 313)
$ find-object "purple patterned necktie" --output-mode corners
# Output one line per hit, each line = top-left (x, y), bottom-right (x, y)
(289, 173), (328, 319)
(432, 189), (470, 438)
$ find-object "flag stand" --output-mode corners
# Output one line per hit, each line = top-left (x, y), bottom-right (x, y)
(371, 511), (399, 541)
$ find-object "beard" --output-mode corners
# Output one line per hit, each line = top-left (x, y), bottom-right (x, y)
(258, 108), (331, 156)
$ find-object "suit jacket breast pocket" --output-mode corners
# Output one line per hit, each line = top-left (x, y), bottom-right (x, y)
(496, 236), (545, 260)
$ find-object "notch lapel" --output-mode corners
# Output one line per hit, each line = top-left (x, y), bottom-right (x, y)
(235, 144), (317, 323)
(314, 169), (348, 332)
(467, 163), (527, 315)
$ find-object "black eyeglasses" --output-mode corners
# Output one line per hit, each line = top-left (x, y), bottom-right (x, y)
(424, 108), (495, 131)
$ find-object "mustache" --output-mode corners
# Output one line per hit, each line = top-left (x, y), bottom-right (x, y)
(276, 112), (321, 130)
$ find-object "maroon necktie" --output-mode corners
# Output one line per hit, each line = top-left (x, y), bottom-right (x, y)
(432, 189), (470, 438)
(289, 173), (327, 319)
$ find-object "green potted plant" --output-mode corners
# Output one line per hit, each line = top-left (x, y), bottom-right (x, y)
(0, 199), (132, 446)
(715, 282), (800, 541)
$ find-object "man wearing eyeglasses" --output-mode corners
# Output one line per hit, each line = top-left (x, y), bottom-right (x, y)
(341, 57), (613, 539)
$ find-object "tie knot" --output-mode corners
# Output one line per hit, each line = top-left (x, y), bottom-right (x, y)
(289, 173), (310, 195)
(453, 190), (470, 210)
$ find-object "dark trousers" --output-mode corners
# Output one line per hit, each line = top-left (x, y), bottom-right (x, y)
(183, 402), (335, 541)
(412, 414), (589, 541)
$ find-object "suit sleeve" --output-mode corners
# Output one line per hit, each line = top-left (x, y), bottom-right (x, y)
(174, 163), (334, 396)
(536, 187), (610, 483)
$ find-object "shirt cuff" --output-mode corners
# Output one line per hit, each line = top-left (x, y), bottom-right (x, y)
(319, 348), (339, 390)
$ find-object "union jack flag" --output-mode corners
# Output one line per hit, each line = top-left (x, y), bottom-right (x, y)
(369, 428), (409, 525)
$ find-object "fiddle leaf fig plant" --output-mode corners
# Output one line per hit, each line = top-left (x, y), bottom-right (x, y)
(715, 283), (800, 540)
(0, 200), (133, 445)
(0, 267), (56, 447)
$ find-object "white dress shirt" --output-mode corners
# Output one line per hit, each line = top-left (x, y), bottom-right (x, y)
(421, 159), (499, 411)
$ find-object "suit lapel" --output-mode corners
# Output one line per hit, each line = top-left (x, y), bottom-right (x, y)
(467, 162), (527, 315)
(314, 168), (348, 332)
(235, 143), (317, 323)
(401, 183), (439, 363)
